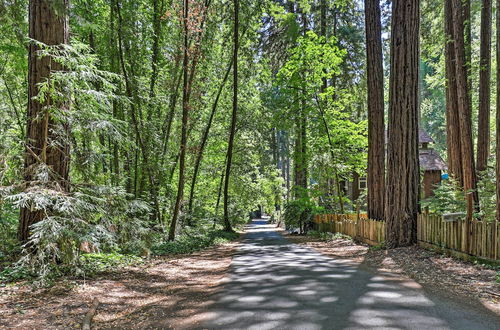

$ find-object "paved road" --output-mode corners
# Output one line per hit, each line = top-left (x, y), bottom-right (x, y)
(202, 219), (500, 330)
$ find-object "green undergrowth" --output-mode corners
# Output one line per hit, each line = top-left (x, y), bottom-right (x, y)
(306, 230), (351, 241)
(0, 252), (143, 285)
(80, 253), (143, 275)
(0, 225), (240, 286)
(152, 227), (240, 255)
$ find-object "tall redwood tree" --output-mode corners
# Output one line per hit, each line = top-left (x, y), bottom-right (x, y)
(444, 0), (463, 184)
(477, 0), (492, 173)
(365, 0), (385, 220)
(451, 0), (479, 219)
(385, 0), (420, 248)
(19, 0), (70, 242)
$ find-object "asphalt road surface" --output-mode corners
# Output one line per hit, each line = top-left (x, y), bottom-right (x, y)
(202, 218), (500, 330)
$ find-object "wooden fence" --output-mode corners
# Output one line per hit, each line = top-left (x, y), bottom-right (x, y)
(313, 213), (385, 246)
(417, 214), (499, 261)
(313, 213), (500, 262)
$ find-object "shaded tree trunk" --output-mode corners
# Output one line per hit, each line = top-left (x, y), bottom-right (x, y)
(445, 0), (463, 184)
(365, 0), (385, 220)
(19, 0), (70, 243)
(384, 0), (420, 248)
(222, 0), (239, 232)
(187, 57), (233, 214)
(496, 0), (500, 221)
(451, 0), (479, 219)
(168, 0), (189, 240)
(477, 0), (492, 173)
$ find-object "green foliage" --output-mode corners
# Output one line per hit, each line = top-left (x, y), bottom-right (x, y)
(5, 185), (151, 284)
(420, 178), (467, 215)
(421, 169), (497, 221)
(283, 191), (323, 233)
(369, 242), (386, 251)
(0, 266), (33, 284)
(152, 225), (239, 255)
(80, 253), (143, 276)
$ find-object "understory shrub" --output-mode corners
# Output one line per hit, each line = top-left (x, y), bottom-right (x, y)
(421, 168), (496, 221)
(152, 225), (239, 255)
(284, 190), (323, 234)
(80, 253), (143, 276)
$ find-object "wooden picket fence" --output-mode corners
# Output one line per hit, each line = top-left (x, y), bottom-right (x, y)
(313, 213), (500, 262)
(313, 213), (385, 246)
(417, 213), (499, 261)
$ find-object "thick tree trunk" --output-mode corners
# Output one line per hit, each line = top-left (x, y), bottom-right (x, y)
(168, 0), (189, 240)
(444, 0), (463, 184)
(222, 0), (238, 232)
(19, 0), (70, 243)
(451, 0), (479, 219)
(477, 0), (492, 173)
(463, 0), (472, 103)
(365, 0), (385, 220)
(384, 0), (420, 248)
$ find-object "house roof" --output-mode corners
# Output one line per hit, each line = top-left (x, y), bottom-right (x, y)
(385, 128), (435, 144)
(418, 128), (434, 143)
(419, 149), (447, 171)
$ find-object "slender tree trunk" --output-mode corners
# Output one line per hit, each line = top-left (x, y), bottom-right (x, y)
(477, 0), (492, 173)
(168, 0), (189, 240)
(19, 0), (70, 243)
(115, 0), (161, 223)
(445, 0), (463, 184)
(187, 57), (233, 214)
(384, 0), (420, 248)
(496, 0), (500, 221)
(365, 0), (385, 220)
(451, 0), (479, 219)
(222, 0), (238, 232)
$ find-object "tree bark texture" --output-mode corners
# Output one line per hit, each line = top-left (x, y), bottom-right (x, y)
(19, 0), (70, 243)
(168, 0), (189, 240)
(384, 0), (420, 248)
(477, 0), (492, 173)
(222, 0), (238, 232)
(444, 0), (463, 184)
(365, 0), (385, 220)
(451, 0), (479, 219)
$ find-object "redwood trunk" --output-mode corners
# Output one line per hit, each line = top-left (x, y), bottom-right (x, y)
(384, 0), (420, 248)
(445, 0), (463, 184)
(477, 0), (492, 173)
(365, 0), (385, 220)
(451, 0), (479, 219)
(19, 0), (70, 243)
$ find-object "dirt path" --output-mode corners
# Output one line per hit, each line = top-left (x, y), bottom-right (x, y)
(201, 219), (500, 330)
(0, 241), (238, 329)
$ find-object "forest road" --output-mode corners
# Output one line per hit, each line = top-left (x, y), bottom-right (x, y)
(201, 218), (500, 330)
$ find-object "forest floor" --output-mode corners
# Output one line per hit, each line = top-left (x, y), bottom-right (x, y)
(0, 240), (239, 329)
(285, 233), (500, 314)
(1, 222), (499, 329)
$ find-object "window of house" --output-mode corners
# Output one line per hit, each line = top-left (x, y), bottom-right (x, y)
(359, 177), (367, 190)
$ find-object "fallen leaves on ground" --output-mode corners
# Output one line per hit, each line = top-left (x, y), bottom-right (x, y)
(0, 241), (238, 329)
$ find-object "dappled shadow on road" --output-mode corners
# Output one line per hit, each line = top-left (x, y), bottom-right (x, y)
(201, 219), (500, 330)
